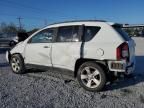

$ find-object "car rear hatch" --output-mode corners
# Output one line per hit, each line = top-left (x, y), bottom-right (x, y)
(114, 26), (136, 64)
(127, 38), (135, 65)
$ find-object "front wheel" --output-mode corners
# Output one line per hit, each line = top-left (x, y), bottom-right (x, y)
(10, 54), (26, 74)
(77, 62), (106, 92)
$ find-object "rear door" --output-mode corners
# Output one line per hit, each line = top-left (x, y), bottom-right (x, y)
(51, 26), (82, 70)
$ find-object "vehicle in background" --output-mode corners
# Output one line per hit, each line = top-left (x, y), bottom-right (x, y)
(0, 33), (17, 47)
(6, 20), (136, 91)
(9, 36), (18, 47)
(9, 32), (29, 47)
(0, 32), (30, 47)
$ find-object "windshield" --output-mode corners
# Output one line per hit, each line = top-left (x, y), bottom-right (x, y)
(114, 27), (131, 41)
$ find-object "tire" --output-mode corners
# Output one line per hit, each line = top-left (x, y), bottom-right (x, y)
(10, 54), (26, 74)
(77, 62), (106, 92)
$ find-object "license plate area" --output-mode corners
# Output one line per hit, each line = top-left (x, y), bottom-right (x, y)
(111, 62), (124, 70)
(108, 60), (126, 72)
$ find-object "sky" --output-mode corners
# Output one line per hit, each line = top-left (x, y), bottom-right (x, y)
(0, 0), (144, 30)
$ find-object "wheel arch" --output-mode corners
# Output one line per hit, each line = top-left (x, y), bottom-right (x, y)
(9, 53), (24, 62)
(74, 58), (108, 78)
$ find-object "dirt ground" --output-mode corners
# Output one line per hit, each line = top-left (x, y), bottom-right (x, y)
(0, 37), (144, 108)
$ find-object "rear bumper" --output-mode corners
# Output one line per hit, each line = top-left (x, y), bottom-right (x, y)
(126, 62), (135, 74)
(108, 59), (135, 74)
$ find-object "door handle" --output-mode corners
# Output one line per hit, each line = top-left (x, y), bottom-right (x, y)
(43, 46), (50, 48)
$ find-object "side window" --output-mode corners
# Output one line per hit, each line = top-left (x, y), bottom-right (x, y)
(72, 26), (79, 42)
(84, 26), (101, 42)
(57, 26), (80, 42)
(30, 29), (54, 43)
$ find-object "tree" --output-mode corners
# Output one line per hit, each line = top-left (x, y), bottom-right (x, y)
(0, 22), (27, 37)
(0, 22), (18, 34)
(0, 22), (7, 33)
(134, 29), (139, 37)
(123, 28), (133, 36)
(6, 23), (18, 33)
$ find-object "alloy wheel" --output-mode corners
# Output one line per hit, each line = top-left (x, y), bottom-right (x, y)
(80, 66), (101, 88)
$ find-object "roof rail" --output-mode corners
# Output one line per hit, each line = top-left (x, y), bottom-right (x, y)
(48, 20), (106, 26)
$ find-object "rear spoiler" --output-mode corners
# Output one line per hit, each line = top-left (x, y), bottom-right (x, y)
(107, 22), (123, 28)
(112, 23), (123, 28)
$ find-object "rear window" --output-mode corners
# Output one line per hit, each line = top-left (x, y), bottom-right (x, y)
(84, 26), (101, 42)
(114, 27), (131, 41)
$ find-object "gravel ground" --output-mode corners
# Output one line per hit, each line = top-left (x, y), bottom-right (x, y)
(0, 37), (144, 108)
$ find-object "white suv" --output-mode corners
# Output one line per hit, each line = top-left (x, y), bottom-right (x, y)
(6, 20), (136, 91)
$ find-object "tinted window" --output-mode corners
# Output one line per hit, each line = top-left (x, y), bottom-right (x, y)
(114, 27), (131, 41)
(30, 29), (54, 43)
(57, 26), (79, 42)
(84, 26), (101, 41)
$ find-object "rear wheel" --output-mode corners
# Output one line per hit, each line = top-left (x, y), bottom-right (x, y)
(10, 54), (26, 74)
(77, 62), (106, 92)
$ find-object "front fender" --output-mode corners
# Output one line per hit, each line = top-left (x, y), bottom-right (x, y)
(10, 41), (26, 58)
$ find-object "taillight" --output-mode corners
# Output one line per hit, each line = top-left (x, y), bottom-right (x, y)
(116, 42), (129, 61)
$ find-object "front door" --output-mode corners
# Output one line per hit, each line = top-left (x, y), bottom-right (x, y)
(24, 28), (55, 66)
